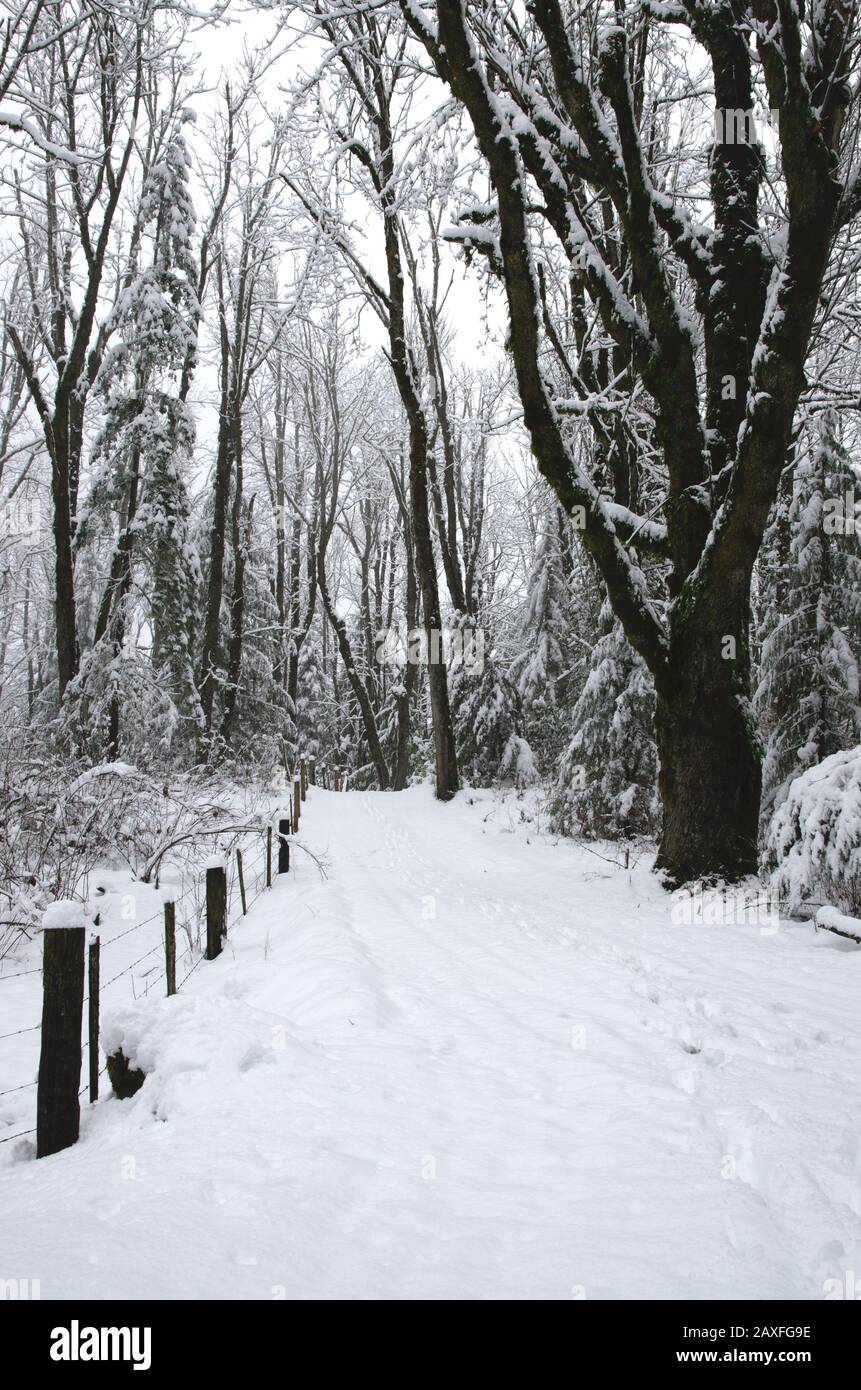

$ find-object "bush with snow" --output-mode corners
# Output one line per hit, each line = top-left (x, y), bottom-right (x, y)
(0, 739), (272, 969)
(765, 745), (861, 916)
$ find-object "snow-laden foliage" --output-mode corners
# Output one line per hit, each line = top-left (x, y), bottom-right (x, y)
(755, 414), (861, 826)
(294, 640), (324, 763)
(450, 613), (536, 787)
(765, 745), (861, 916)
(511, 505), (598, 773)
(512, 520), (567, 712)
(71, 121), (203, 758)
(551, 606), (658, 841)
(0, 726), (270, 964)
(1, 0), (859, 890)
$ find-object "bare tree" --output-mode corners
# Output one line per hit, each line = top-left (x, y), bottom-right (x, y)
(285, 5), (460, 799)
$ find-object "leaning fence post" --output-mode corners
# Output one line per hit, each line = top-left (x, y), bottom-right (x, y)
(37, 904), (86, 1158)
(266, 826), (272, 888)
(164, 898), (176, 997)
(300, 758), (307, 802)
(88, 934), (100, 1104)
(236, 847), (247, 915)
(205, 860), (227, 960)
(278, 816), (291, 874)
(293, 774), (301, 831)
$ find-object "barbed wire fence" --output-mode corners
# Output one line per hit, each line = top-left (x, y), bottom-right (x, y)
(0, 768), (312, 1154)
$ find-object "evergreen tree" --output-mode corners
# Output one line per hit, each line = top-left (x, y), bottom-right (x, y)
(755, 413), (861, 827)
(75, 120), (203, 758)
(551, 601), (658, 841)
(450, 612), (536, 786)
(511, 509), (568, 767)
(295, 634), (328, 767)
(512, 504), (600, 772)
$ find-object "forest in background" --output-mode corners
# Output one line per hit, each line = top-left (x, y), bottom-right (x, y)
(0, 0), (860, 941)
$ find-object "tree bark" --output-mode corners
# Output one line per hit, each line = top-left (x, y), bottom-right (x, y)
(198, 276), (234, 743)
(654, 612), (760, 883)
(374, 91), (459, 799)
(316, 553), (390, 789)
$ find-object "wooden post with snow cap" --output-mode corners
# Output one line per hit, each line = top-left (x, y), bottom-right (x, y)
(88, 933), (100, 1103)
(37, 901), (86, 1158)
(278, 813), (291, 874)
(164, 895), (176, 997)
(293, 774), (301, 831)
(236, 847), (247, 915)
(309, 758), (316, 787)
(300, 758), (307, 802)
(205, 857), (227, 960)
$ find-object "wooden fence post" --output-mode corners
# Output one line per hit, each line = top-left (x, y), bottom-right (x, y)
(309, 758), (316, 787)
(236, 847), (247, 915)
(37, 912), (85, 1158)
(266, 826), (272, 888)
(164, 900), (176, 997)
(300, 758), (307, 802)
(293, 775), (301, 831)
(278, 817), (291, 874)
(88, 935), (100, 1104)
(206, 863), (227, 960)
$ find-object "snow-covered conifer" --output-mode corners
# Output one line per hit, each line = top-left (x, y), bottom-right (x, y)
(551, 601), (658, 841)
(756, 413), (861, 825)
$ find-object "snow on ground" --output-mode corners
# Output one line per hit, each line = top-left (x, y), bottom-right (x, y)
(1, 785), (860, 1300)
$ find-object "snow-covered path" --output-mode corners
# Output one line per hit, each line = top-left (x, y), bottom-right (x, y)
(2, 786), (860, 1299)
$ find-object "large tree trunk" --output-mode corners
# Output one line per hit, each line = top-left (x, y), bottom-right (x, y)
(654, 647), (760, 883)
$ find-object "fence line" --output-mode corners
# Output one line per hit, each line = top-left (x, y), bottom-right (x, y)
(0, 1022), (40, 1041)
(0, 1125), (35, 1145)
(0, 1079), (36, 1097)
(1, 793), (305, 1158)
